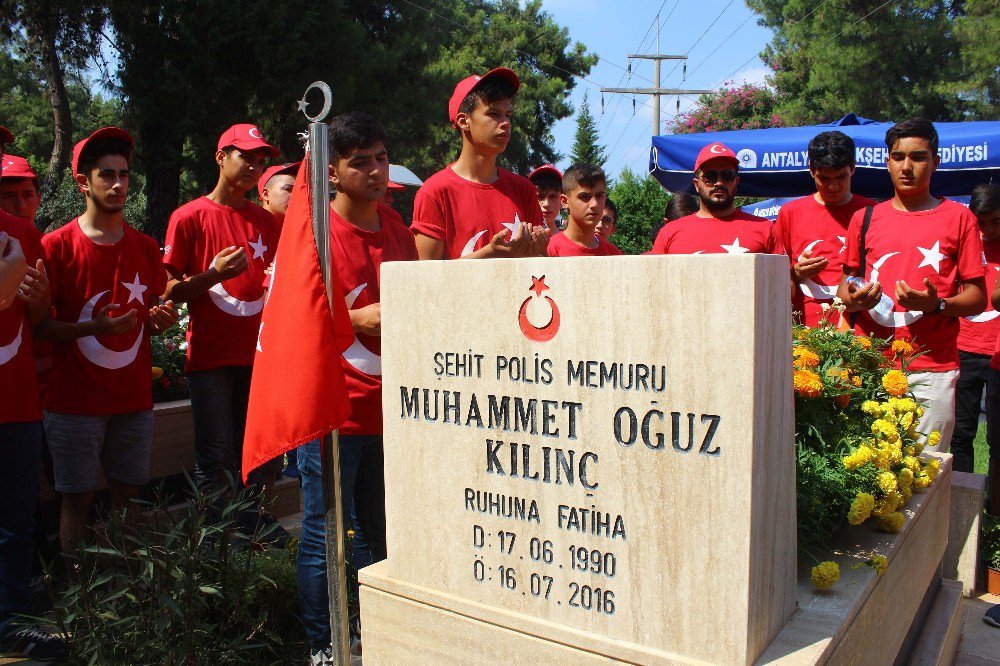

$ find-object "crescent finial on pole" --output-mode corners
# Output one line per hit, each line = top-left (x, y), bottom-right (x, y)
(298, 81), (333, 123)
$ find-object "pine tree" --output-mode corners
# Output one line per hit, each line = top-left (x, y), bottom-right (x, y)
(569, 91), (608, 167)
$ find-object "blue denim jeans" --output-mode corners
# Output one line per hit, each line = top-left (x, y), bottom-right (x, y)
(0, 421), (42, 639)
(296, 435), (386, 649)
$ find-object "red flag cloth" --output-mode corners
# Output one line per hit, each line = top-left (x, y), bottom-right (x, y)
(242, 156), (353, 481)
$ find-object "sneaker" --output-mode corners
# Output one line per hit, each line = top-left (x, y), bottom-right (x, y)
(0, 624), (69, 662)
(985, 604), (1000, 628)
(310, 645), (334, 665)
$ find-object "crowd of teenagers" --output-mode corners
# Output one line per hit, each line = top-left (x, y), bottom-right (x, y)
(1, 65), (1000, 663)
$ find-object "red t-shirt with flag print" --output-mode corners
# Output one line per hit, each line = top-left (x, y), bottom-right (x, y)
(546, 231), (623, 257)
(843, 198), (985, 372)
(775, 193), (877, 326)
(329, 203), (418, 435)
(650, 210), (784, 255)
(164, 197), (277, 372)
(410, 166), (543, 259)
(42, 220), (166, 415)
(959, 237), (1000, 356)
(0, 211), (42, 424)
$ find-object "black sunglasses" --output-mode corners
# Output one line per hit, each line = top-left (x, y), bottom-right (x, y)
(697, 169), (738, 184)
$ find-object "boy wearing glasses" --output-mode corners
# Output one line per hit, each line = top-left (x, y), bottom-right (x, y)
(775, 131), (875, 326)
(651, 142), (782, 255)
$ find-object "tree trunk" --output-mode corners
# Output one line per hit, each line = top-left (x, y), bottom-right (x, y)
(35, 10), (73, 232)
(140, 122), (184, 244)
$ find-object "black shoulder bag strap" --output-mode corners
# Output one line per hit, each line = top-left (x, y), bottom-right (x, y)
(849, 205), (875, 327)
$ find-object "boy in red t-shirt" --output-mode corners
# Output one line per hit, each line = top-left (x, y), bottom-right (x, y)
(528, 164), (563, 233)
(597, 197), (618, 241)
(839, 118), (987, 453)
(34, 128), (177, 553)
(547, 164), (623, 257)
(163, 124), (282, 498)
(258, 162), (299, 233)
(0, 155), (41, 223)
(775, 131), (876, 326)
(412, 67), (548, 260)
(651, 142), (783, 255)
(295, 112), (418, 661)
(0, 125), (68, 661)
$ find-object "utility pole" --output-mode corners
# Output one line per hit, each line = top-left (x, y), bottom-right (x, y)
(601, 14), (713, 135)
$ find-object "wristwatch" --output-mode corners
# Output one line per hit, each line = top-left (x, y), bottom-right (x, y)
(930, 298), (946, 315)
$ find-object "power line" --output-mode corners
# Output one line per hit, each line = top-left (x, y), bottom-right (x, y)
(662, 0), (736, 82)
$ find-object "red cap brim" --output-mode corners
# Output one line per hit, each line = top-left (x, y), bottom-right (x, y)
(71, 127), (134, 177)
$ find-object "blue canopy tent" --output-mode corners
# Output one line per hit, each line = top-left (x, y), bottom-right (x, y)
(650, 114), (999, 199)
(740, 194), (972, 221)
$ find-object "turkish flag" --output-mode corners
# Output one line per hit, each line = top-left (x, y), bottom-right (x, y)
(242, 156), (353, 481)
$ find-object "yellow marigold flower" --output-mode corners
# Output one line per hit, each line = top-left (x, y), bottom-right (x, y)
(882, 370), (908, 397)
(889, 444), (903, 466)
(871, 419), (900, 443)
(793, 348), (821, 369)
(891, 397), (918, 414)
(916, 406), (925, 417)
(913, 475), (931, 490)
(843, 447), (875, 471)
(793, 369), (824, 398)
(877, 471), (898, 494)
(873, 491), (902, 517)
(924, 458), (941, 481)
(876, 512), (905, 533)
(861, 400), (882, 416)
(873, 448), (892, 470)
(902, 455), (921, 472)
(898, 412), (914, 431)
(811, 561), (840, 590)
(848, 492), (875, 525)
(897, 468), (914, 489)
(891, 340), (914, 357)
(855, 336), (873, 350)
(912, 442), (924, 455)
(152, 366), (164, 380)
(927, 431), (941, 448)
(869, 554), (889, 576)
(900, 485), (913, 503)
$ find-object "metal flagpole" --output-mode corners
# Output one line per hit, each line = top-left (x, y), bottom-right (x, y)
(298, 81), (351, 665)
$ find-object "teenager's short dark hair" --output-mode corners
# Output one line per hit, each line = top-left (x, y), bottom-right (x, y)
(970, 183), (1000, 218)
(808, 131), (855, 170)
(604, 197), (618, 219)
(885, 117), (938, 154)
(1, 176), (39, 192)
(457, 77), (518, 117)
(327, 112), (388, 162)
(530, 171), (561, 193)
(562, 163), (605, 194)
(664, 193), (699, 221)
(77, 138), (131, 177)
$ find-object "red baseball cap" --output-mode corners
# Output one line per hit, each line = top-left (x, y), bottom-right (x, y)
(217, 124), (280, 158)
(71, 126), (134, 176)
(0, 126), (13, 145)
(387, 181), (406, 192)
(528, 164), (563, 181)
(694, 142), (739, 171)
(1, 155), (37, 180)
(448, 67), (520, 125)
(257, 162), (300, 199)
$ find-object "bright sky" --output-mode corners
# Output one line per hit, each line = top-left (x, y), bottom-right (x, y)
(541, 0), (774, 179)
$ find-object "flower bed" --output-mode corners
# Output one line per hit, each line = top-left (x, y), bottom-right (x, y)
(152, 303), (189, 402)
(792, 316), (942, 589)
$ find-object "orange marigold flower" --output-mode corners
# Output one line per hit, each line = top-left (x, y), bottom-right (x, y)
(793, 348), (820, 369)
(882, 370), (908, 397)
(794, 369), (824, 398)
(855, 336), (872, 350)
(852, 375), (862, 387)
(834, 394), (850, 408)
(891, 340), (914, 357)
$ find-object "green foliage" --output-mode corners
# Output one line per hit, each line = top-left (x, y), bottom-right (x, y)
(982, 514), (1000, 570)
(48, 481), (307, 665)
(605, 167), (671, 254)
(152, 303), (189, 402)
(670, 82), (785, 134)
(746, 0), (996, 123)
(569, 90), (607, 167)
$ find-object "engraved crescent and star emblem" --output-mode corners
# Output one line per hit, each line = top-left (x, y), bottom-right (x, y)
(518, 276), (560, 343)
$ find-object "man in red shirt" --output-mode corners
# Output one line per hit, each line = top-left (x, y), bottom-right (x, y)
(651, 142), (783, 255)
(295, 112), (418, 663)
(775, 131), (876, 326)
(258, 162), (299, 232)
(412, 67), (548, 260)
(0, 125), (68, 661)
(163, 124), (282, 499)
(547, 163), (623, 257)
(0, 155), (41, 224)
(839, 118), (987, 453)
